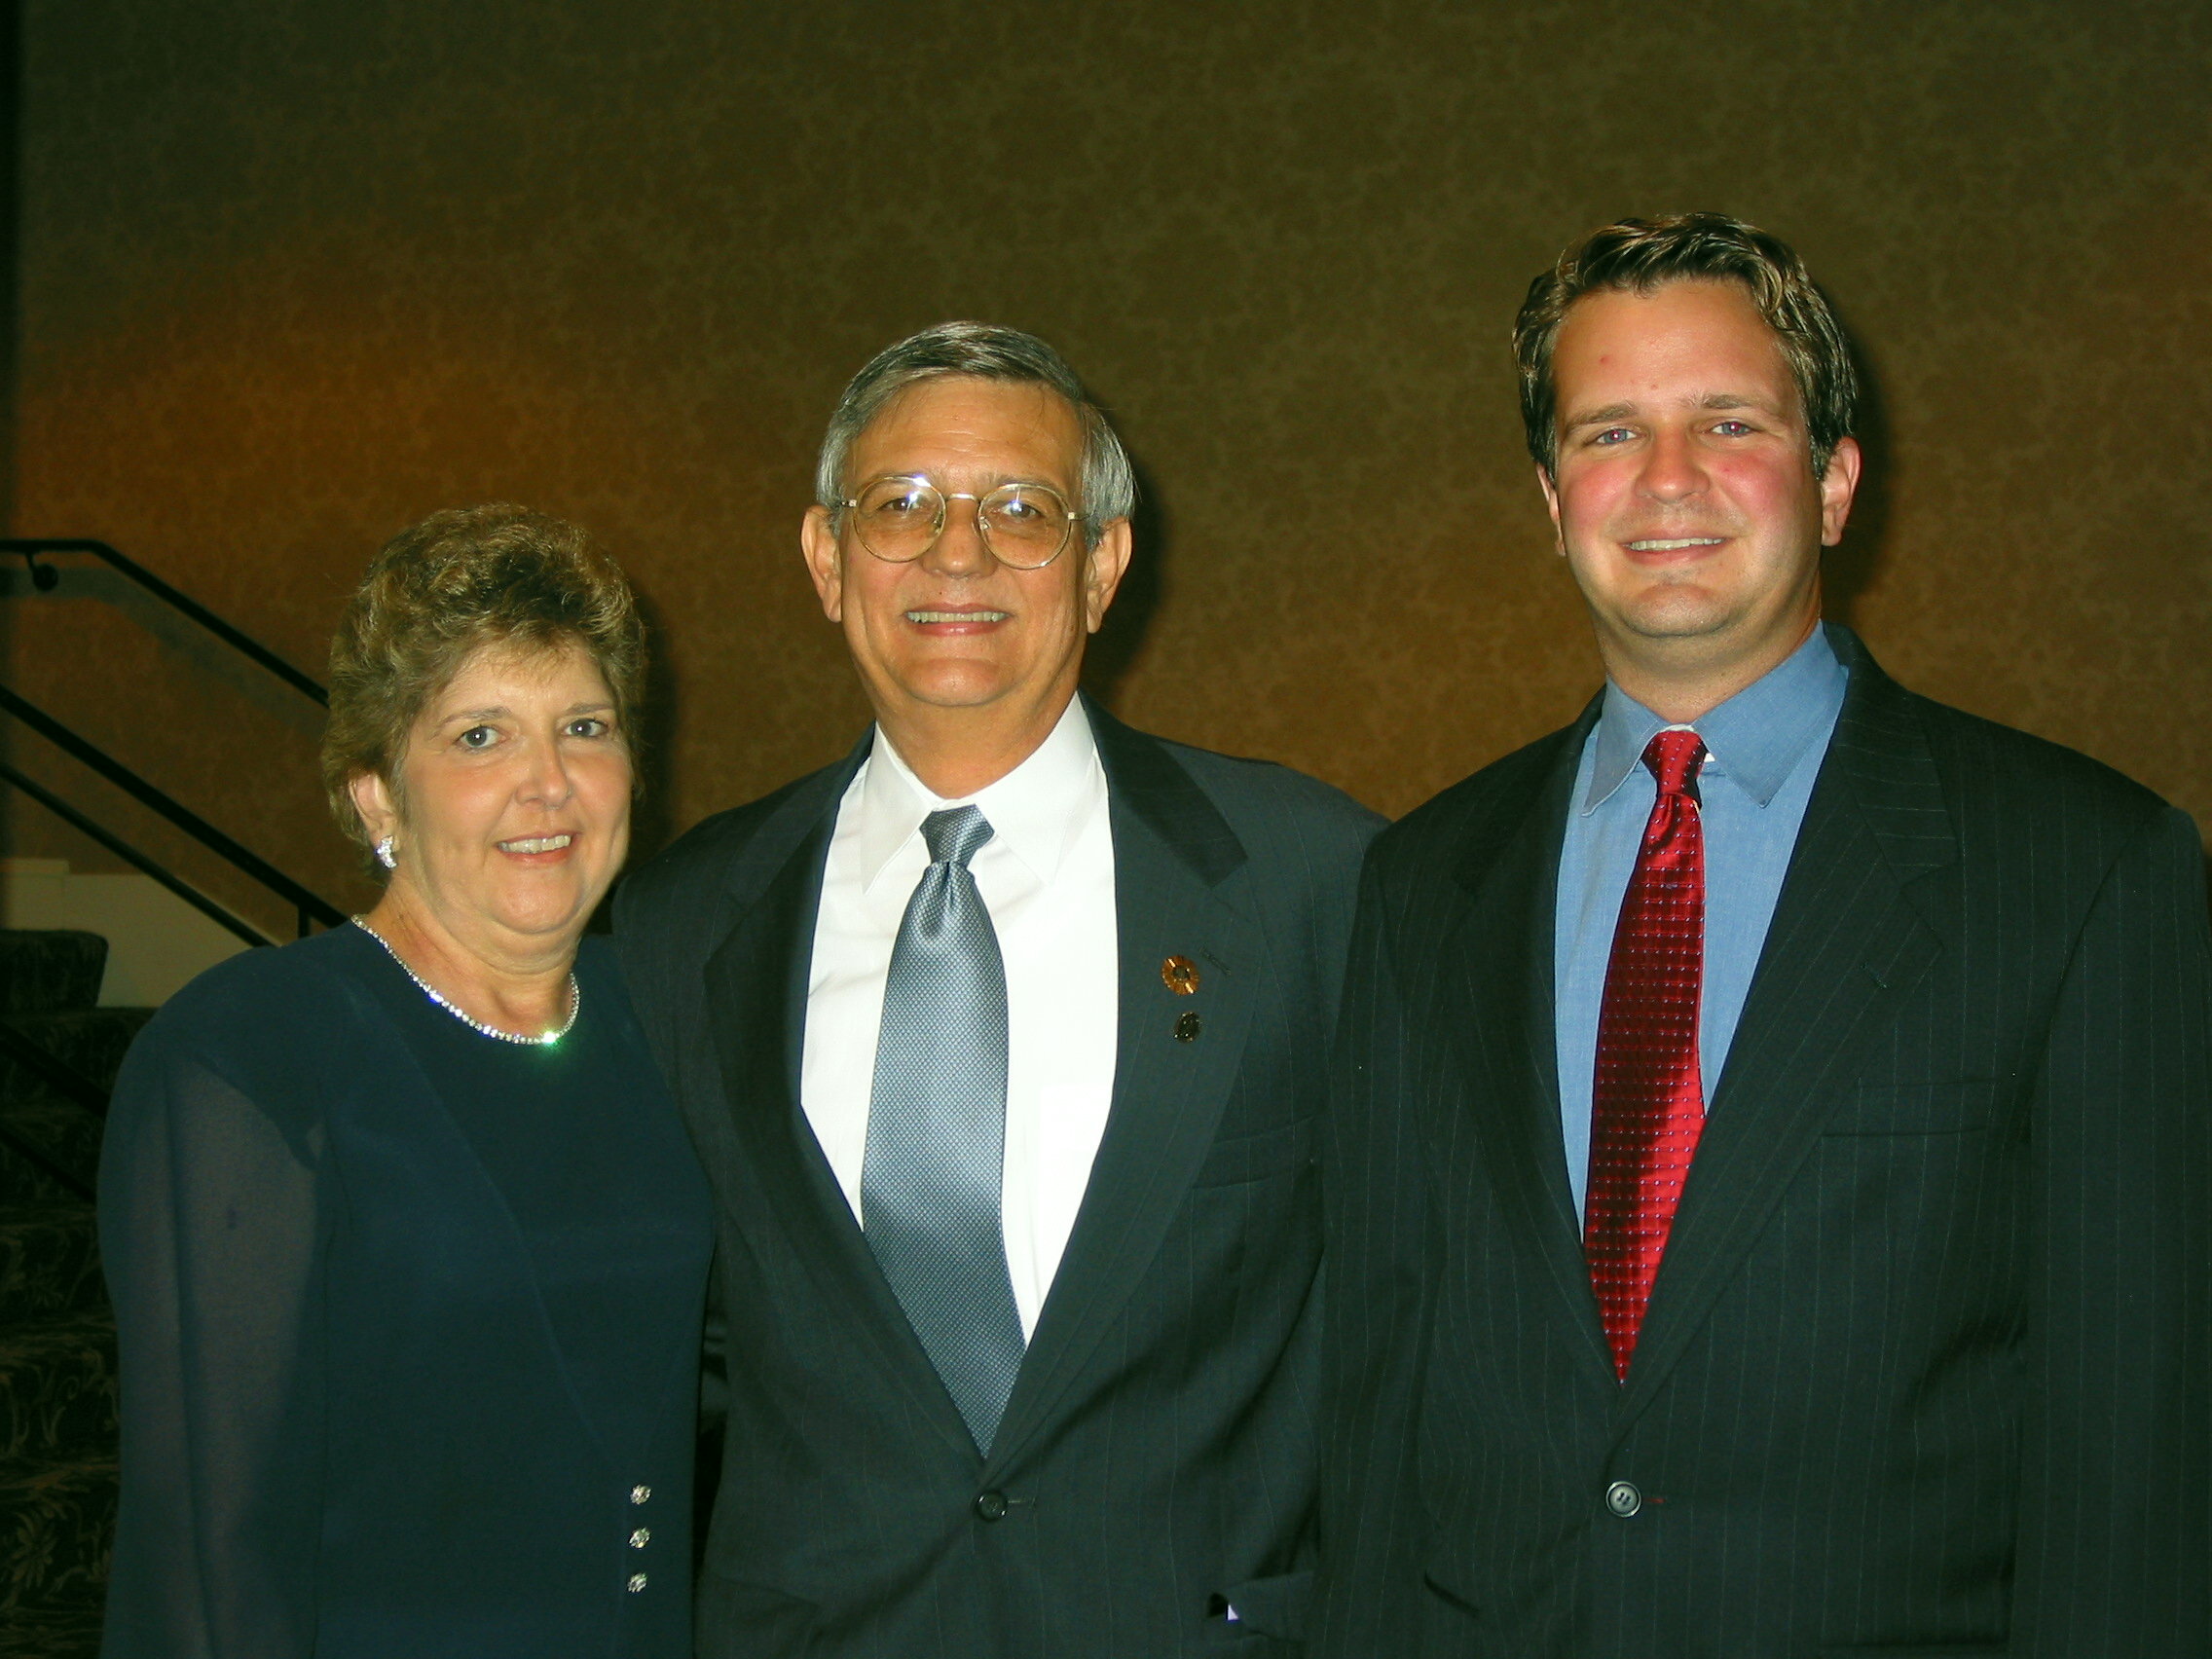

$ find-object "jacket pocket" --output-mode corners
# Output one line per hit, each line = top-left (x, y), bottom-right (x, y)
(1822, 1079), (2005, 1136)
(1191, 1116), (1316, 1187)
(1209, 1568), (1311, 1640)
(1419, 1567), (1481, 1618)
(696, 1567), (822, 1654)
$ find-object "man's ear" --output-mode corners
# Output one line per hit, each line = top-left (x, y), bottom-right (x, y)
(800, 504), (845, 623)
(1082, 518), (1133, 634)
(1536, 463), (1567, 556)
(1818, 436), (1863, 548)
(350, 769), (397, 848)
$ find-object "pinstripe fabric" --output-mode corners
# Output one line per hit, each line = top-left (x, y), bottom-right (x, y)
(1317, 627), (2211, 1658)
(615, 698), (1382, 1658)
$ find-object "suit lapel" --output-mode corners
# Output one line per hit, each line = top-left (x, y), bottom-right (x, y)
(699, 736), (981, 1461)
(1617, 637), (1957, 1419)
(1444, 700), (1618, 1380)
(985, 705), (1262, 1470)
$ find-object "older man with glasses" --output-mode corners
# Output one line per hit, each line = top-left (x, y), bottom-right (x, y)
(616, 322), (1382, 1659)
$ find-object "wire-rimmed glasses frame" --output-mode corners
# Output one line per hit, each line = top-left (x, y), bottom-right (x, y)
(833, 474), (1080, 570)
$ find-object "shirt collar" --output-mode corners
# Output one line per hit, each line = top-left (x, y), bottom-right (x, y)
(852, 696), (1102, 892)
(1581, 625), (1849, 815)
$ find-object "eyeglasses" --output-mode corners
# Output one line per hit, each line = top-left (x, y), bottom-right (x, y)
(835, 475), (1079, 570)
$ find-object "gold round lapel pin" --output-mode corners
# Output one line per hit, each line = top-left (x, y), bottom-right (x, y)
(1161, 955), (1200, 996)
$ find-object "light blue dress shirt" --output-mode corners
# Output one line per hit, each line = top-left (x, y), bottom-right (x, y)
(1554, 625), (1849, 1221)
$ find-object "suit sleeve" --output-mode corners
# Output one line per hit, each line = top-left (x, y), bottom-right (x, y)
(2013, 804), (2211, 1654)
(1314, 854), (1434, 1655)
(97, 1024), (326, 1659)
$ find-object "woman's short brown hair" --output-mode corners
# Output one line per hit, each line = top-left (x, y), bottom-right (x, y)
(320, 503), (646, 865)
(1513, 212), (1858, 481)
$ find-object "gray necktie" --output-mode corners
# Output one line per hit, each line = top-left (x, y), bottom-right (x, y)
(862, 804), (1026, 1453)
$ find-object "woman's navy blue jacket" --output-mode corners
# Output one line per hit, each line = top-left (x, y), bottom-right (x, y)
(98, 925), (714, 1658)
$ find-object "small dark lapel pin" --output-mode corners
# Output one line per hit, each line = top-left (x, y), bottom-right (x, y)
(1161, 955), (1200, 996)
(1174, 1011), (1202, 1043)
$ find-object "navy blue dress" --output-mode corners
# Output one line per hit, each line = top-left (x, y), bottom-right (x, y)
(97, 925), (714, 1658)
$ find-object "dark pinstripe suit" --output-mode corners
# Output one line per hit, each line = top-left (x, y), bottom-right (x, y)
(1317, 627), (2211, 1657)
(615, 700), (1381, 1658)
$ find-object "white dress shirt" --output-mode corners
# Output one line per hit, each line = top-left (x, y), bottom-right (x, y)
(800, 697), (1119, 1340)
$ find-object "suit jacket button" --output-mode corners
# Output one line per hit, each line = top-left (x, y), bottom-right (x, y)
(974, 1490), (1009, 1522)
(1605, 1480), (1641, 1518)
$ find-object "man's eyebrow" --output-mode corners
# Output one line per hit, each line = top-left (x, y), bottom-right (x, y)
(885, 469), (1069, 493)
(1560, 401), (1637, 433)
(1561, 391), (1787, 432)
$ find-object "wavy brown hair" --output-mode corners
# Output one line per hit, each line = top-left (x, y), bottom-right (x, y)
(319, 503), (646, 869)
(1513, 212), (1858, 481)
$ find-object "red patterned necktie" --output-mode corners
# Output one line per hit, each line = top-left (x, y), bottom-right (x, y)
(1585, 728), (1707, 1382)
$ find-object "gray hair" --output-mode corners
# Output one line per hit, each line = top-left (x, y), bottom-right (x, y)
(813, 321), (1137, 548)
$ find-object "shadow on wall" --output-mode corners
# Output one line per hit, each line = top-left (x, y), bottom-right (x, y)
(1822, 319), (1896, 634)
(628, 581), (682, 873)
(1080, 351), (1897, 720)
(1080, 452), (1170, 718)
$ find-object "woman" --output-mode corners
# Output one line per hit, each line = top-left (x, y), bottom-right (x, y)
(98, 504), (713, 1657)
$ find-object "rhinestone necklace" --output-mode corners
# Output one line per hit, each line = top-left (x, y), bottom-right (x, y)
(351, 917), (579, 1047)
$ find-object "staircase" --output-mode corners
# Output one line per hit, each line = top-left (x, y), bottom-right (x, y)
(0, 537), (341, 1653)
(0, 930), (149, 1657)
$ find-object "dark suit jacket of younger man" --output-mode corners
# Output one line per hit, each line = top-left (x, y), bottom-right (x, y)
(616, 699), (1382, 1658)
(1316, 626), (2211, 1658)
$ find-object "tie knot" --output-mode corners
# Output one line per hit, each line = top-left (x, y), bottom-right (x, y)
(921, 804), (994, 868)
(1642, 729), (1706, 797)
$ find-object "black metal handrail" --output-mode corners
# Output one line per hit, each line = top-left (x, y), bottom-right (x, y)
(0, 686), (343, 937)
(4, 537), (327, 706)
(0, 1019), (110, 1117)
(0, 762), (277, 948)
(0, 1118), (95, 1199)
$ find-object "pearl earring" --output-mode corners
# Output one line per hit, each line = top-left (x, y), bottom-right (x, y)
(375, 836), (397, 870)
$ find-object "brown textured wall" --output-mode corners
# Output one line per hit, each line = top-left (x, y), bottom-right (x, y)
(8, 0), (2208, 934)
